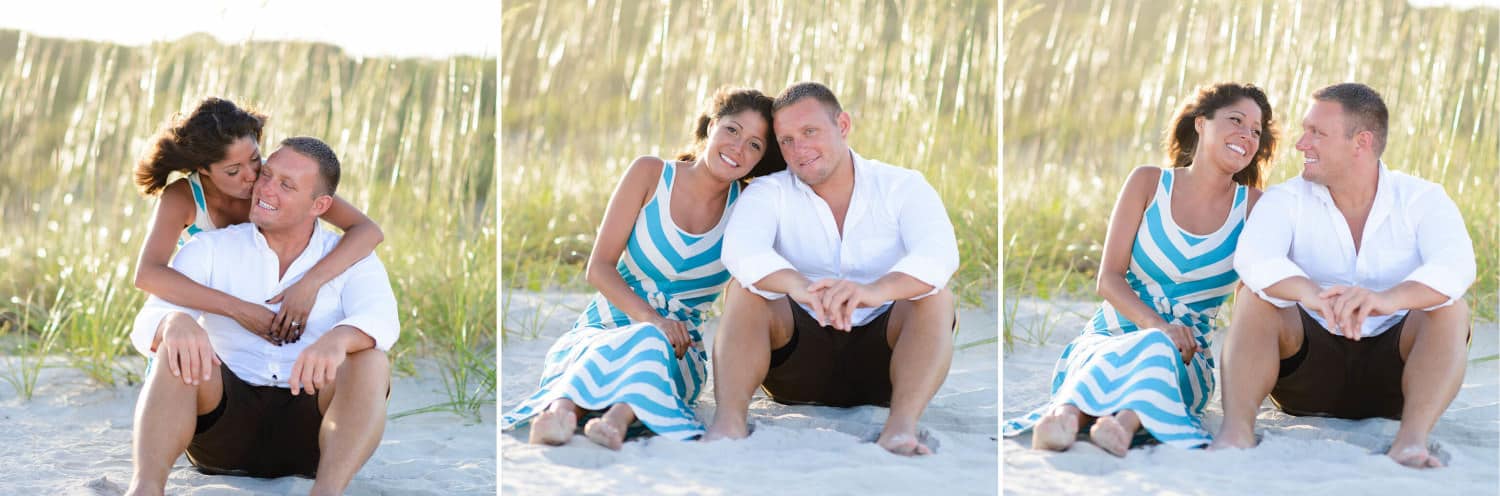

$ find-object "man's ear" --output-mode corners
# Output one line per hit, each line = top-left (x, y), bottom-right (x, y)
(1355, 129), (1375, 154)
(837, 111), (852, 139)
(312, 194), (334, 217)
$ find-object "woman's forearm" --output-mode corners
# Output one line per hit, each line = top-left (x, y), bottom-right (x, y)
(136, 263), (251, 318)
(587, 265), (664, 323)
(302, 221), (384, 287)
(1097, 273), (1170, 329)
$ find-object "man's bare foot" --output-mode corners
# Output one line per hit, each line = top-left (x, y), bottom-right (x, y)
(1032, 405), (1081, 451)
(1088, 412), (1135, 457)
(584, 417), (626, 450)
(1388, 439), (1444, 468)
(528, 408), (577, 445)
(1207, 425), (1257, 451)
(876, 431), (933, 456)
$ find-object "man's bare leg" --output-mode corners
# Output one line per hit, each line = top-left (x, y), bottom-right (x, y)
(1211, 285), (1302, 450)
(1089, 409), (1140, 457)
(1032, 403), (1087, 451)
(877, 288), (955, 456)
(126, 334), (223, 496)
(530, 398), (582, 446)
(309, 349), (390, 496)
(1388, 299), (1469, 468)
(584, 403), (636, 450)
(704, 281), (793, 441)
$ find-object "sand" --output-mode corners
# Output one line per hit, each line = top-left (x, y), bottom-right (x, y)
(0, 357), (496, 495)
(1002, 297), (1499, 495)
(501, 291), (1000, 495)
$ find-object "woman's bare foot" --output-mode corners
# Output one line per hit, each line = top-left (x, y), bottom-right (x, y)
(584, 403), (636, 450)
(1089, 410), (1140, 457)
(584, 417), (626, 450)
(528, 407), (578, 445)
(1032, 404), (1084, 451)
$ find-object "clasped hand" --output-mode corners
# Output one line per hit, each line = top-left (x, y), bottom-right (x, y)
(1303, 285), (1397, 341)
(791, 278), (884, 332)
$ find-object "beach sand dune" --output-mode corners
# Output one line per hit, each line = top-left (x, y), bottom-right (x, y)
(502, 291), (999, 495)
(0, 357), (496, 495)
(1003, 297), (1499, 495)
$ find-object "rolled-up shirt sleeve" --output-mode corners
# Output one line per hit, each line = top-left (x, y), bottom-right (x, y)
(888, 173), (959, 299)
(1403, 187), (1476, 310)
(1234, 187), (1307, 308)
(722, 178), (795, 299)
(130, 237), (213, 357)
(332, 254), (401, 351)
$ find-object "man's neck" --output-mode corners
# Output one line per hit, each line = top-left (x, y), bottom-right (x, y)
(809, 149), (857, 204)
(259, 222), (316, 278)
(1325, 159), (1381, 215)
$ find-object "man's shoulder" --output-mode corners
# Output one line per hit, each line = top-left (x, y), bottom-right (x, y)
(742, 169), (796, 194)
(856, 155), (929, 191)
(1385, 168), (1447, 199)
(1264, 175), (1311, 194)
(183, 222), (255, 249)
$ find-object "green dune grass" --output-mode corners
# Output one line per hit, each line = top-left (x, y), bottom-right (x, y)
(1003, 0), (1499, 347)
(501, 0), (999, 341)
(0, 30), (496, 419)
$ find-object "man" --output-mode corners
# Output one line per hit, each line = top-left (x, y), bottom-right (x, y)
(126, 137), (399, 495)
(704, 82), (960, 456)
(1212, 83), (1475, 469)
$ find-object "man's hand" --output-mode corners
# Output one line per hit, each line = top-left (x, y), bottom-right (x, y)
(229, 301), (281, 346)
(1319, 285), (1398, 341)
(289, 333), (349, 396)
(808, 279), (886, 331)
(157, 313), (220, 386)
(648, 316), (692, 359)
(787, 282), (830, 327)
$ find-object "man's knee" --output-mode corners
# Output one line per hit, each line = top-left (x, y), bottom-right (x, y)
(1415, 298), (1471, 344)
(724, 279), (770, 309)
(339, 350), (391, 387)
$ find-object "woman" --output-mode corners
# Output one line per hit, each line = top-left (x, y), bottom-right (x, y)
(1003, 83), (1277, 455)
(134, 97), (384, 345)
(501, 87), (785, 449)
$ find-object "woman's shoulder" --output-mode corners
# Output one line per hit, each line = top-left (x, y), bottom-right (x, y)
(1121, 165), (1164, 195)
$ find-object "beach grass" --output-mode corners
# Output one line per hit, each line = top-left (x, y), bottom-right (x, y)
(501, 0), (999, 340)
(1003, 0), (1500, 348)
(0, 29), (497, 419)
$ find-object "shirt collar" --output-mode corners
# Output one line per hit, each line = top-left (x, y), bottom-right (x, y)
(1308, 160), (1391, 208)
(250, 222), (328, 266)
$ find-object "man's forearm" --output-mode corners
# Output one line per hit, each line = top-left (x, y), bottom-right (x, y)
(870, 272), (936, 302)
(324, 325), (377, 354)
(1381, 280), (1450, 311)
(1262, 276), (1322, 305)
(750, 269), (815, 297)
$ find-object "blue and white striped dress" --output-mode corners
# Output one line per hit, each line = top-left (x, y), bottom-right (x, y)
(181, 172), (218, 243)
(502, 161), (739, 440)
(1004, 168), (1247, 449)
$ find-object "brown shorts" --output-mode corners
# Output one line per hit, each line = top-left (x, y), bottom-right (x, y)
(761, 300), (895, 407)
(1269, 307), (1408, 420)
(186, 363), (323, 478)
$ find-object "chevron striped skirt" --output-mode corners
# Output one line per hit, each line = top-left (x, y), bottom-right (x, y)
(502, 322), (708, 440)
(1003, 327), (1214, 448)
